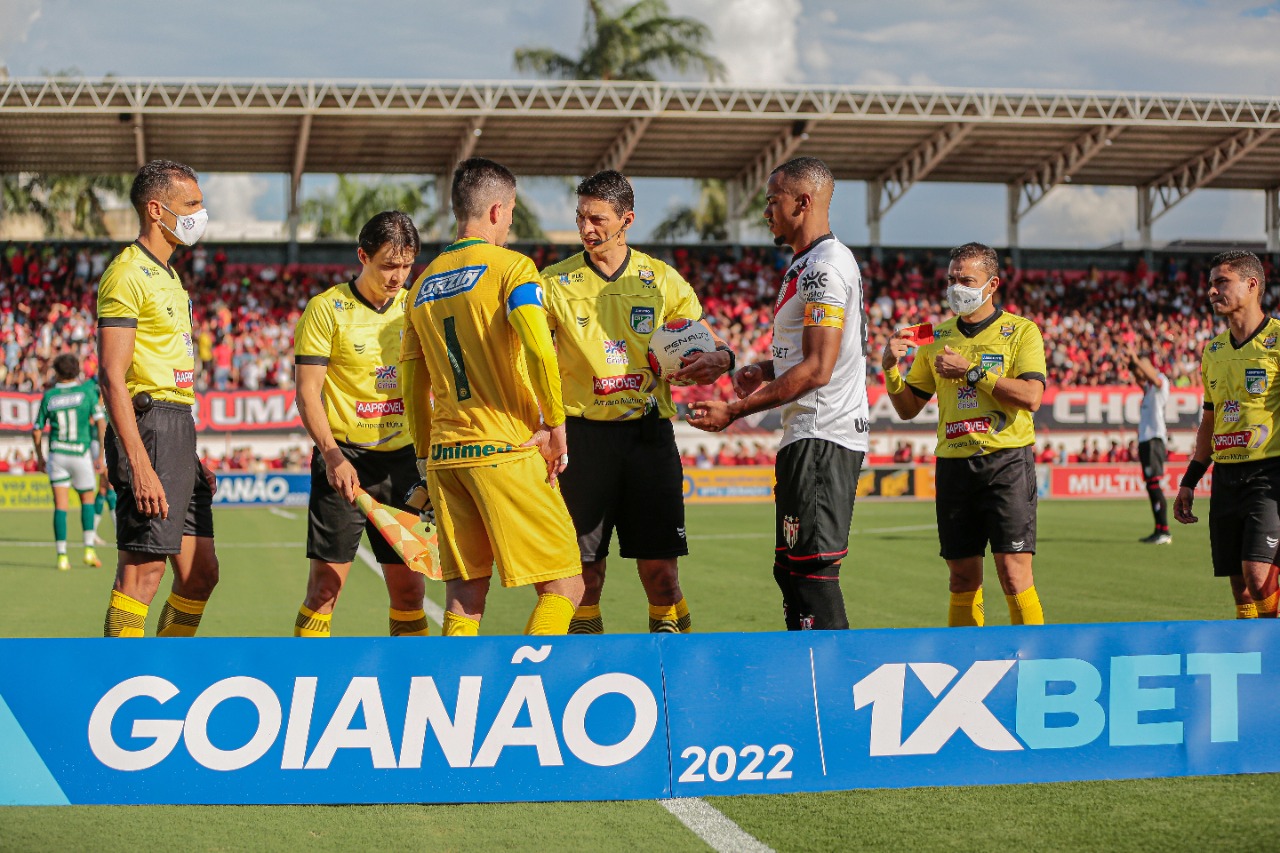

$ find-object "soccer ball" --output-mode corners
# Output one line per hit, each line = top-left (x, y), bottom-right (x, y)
(647, 319), (716, 385)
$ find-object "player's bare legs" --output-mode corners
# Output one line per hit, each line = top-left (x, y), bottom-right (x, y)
(169, 535), (219, 601)
(946, 556), (985, 594)
(113, 552), (169, 604)
(637, 558), (682, 606)
(579, 558), (607, 607)
(446, 576), (492, 623)
(1241, 560), (1277, 617)
(535, 574), (584, 609)
(303, 559), (353, 614)
(382, 562), (427, 611)
(992, 552), (1034, 595)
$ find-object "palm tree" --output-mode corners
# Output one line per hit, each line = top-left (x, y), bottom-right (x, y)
(651, 180), (768, 243)
(301, 175), (547, 243)
(514, 0), (726, 82)
(0, 172), (129, 237)
(300, 175), (438, 240)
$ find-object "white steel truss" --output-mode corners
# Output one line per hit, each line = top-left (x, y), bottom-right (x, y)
(726, 120), (812, 227)
(1143, 126), (1278, 222)
(593, 116), (652, 174)
(3, 78), (1280, 127)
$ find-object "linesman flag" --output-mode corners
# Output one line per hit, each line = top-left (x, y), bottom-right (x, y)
(353, 487), (442, 581)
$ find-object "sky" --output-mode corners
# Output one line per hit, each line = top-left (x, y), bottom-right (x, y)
(3, 0), (1280, 247)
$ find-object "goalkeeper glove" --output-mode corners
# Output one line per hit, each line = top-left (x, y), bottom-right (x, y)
(404, 458), (435, 526)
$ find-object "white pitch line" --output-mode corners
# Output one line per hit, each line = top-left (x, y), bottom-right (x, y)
(267, 507), (298, 520)
(661, 798), (774, 853)
(355, 544), (445, 628)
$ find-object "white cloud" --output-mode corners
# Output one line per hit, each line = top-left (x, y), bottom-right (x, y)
(674, 0), (802, 85)
(201, 173), (272, 225)
(1020, 186), (1135, 247)
(0, 0), (42, 70)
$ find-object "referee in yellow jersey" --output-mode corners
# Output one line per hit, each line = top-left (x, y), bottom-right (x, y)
(98, 160), (220, 637)
(401, 157), (583, 636)
(882, 242), (1048, 627)
(1175, 250), (1280, 618)
(292, 212), (429, 637)
(540, 171), (733, 634)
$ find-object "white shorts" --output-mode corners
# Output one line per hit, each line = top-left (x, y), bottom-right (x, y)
(48, 451), (96, 492)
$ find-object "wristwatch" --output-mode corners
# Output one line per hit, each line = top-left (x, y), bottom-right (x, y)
(965, 366), (987, 387)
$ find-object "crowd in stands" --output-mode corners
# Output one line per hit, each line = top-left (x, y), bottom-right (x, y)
(4, 240), (1276, 401)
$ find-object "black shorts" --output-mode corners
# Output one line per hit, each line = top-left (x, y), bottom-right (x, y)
(560, 415), (688, 562)
(1139, 438), (1167, 481)
(936, 445), (1037, 560)
(774, 439), (863, 577)
(307, 443), (417, 565)
(1209, 458), (1280, 577)
(106, 402), (214, 556)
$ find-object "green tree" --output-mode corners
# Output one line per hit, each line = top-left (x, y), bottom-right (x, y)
(514, 0), (726, 82)
(652, 179), (768, 243)
(0, 172), (130, 237)
(300, 175), (438, 240)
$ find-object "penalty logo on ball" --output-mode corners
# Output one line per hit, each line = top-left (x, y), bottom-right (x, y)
(647, 319), (715, 385)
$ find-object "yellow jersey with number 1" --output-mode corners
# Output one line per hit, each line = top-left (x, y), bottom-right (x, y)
(401, 238), (564, 469)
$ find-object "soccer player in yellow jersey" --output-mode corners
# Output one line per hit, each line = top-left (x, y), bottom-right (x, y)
(97, 160), (220, 637)
(882, 242), (1048, 628)
(400, 157), (582, 636)
(291, 212), (429, 638)
(541, 170), (733, 634)
(1175, 250), (1280, 618)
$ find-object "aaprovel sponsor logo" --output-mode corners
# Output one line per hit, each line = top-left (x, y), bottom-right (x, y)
(173, 369), (195, 389)
(1213, 431), (1252, 451)
(945, 418), (990, 439)
(594, 374), (644, 395)
(356, 399), (404, 418)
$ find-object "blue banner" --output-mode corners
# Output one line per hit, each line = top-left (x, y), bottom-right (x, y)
(211, 473), (310, 507)
(0, 621), (1275, 805)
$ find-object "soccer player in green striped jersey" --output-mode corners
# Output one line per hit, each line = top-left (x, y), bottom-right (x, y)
(32, 354), (105, 571)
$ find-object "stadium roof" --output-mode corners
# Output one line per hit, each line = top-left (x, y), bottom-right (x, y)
(2, 77), (1279, 247)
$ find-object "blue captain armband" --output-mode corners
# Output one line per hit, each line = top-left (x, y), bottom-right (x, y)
(506, 282), (545, 314)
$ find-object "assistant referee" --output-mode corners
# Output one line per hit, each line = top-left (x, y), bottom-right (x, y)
(98, 160), (220, 637)
(292, 211), (429, 637)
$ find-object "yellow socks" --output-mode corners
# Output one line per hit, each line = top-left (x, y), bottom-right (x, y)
(1237, 602), (1259, 619)
(105, 590), (148, 637)
(948, 589), (984, 627)
(569, 604), (603, 634)
(1257, 591), (1279, 618)
(443, 610), (480, 637)
(156, 593), (207, 637)
(648, 598), (692, 633)
(390, 608), (431, 636)
(525, 593), (575, 635)
(1007, 586), (1045, 625)
(294, 605), (332, 637)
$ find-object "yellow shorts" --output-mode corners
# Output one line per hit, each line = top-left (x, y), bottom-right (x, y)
(428, 453), (581, 588)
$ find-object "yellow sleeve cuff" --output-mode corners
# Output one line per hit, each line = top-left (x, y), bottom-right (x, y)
(976, 371), (999, 394)
(884, 366), (906, 395)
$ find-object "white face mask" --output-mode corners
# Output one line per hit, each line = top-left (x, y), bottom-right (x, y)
(161, 205), (209, 246)
(946, 278), (992, 316)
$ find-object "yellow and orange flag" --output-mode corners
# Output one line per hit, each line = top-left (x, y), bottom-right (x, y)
(353, 487), (442, 581)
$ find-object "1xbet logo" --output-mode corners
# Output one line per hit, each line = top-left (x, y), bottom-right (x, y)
(852, 653), (1260, 756)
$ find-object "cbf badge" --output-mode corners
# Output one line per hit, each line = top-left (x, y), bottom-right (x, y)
(980, 353), (1005, 375)
(630, 306), (655, 334)
(1246, 368), (1269, 395)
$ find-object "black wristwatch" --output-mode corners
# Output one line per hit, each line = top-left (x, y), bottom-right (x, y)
(716, 345), (737, 375)
(965, 366), (987, 387)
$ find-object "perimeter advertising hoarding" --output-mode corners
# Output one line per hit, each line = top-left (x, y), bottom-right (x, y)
(2, 387), (1202, 433)
(0, 622), (1272, 805)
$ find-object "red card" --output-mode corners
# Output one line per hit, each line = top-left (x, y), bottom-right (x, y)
(901, 323), (934, 345)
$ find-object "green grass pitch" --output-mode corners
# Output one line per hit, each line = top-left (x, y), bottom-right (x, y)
(2, 499), (1278, 851)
